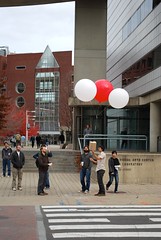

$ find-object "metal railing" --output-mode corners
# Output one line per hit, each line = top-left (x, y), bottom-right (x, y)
(78, 134), (148, 153)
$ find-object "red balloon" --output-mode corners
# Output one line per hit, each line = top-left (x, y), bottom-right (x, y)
(95, 79), (114, 103)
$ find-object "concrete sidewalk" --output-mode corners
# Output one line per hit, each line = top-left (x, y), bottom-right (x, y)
(0, 172), (160, 206)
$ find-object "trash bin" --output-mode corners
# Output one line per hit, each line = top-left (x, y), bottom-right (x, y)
(157, 136), (161, 152)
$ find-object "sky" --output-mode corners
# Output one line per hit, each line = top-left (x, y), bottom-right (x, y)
(0, 2), (75, 58)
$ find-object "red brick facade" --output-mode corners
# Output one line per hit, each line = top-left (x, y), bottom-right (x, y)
(5, 50), (73, 135)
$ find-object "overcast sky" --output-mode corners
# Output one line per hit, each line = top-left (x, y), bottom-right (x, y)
(0, 2), (75, 58)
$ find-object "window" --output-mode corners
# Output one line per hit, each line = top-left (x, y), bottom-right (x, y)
(122, 44), (161, 87)
(16, 96), (25, 107)
(122, 0), (153, 41)
(15, 66), (26, 70)
(16, 82), (26, 94)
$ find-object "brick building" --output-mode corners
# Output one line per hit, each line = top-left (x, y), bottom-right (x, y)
(4, 46), (73, 143)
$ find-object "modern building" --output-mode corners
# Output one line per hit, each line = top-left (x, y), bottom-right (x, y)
(106, 0), (161, 152)
(5, 46), (73, 142)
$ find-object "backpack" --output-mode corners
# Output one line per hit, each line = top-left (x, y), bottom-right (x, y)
(35, 158), (39, 168)
(33, 152), (39, 168)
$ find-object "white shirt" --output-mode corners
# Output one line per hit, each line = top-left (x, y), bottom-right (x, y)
(96, 151), (106, 171)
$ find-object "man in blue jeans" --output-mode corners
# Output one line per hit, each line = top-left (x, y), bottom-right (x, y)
(2, 141), (12, 177)
(79, 145), (94, 194)
(106, 150), (120, 193)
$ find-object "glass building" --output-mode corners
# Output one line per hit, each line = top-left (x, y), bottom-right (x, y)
(35, 46), (60, 135)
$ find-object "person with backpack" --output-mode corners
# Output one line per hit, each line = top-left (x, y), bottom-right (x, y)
(34, 144), (52, 195)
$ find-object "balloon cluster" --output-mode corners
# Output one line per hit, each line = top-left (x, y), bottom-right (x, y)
(74, 79), (129, 109)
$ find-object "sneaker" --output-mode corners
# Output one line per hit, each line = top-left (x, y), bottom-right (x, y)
(43, 191), (48, 195)
(18, 187), (22, 191)
(106, 186), (109, 191)
(78, 190), (85, 193)
(84, 190), (89, 194)
(12, 188), (16, 191)
(94, 192), (105, 196)
(38, 192), (45, 196)
(94, 192), (100, 196)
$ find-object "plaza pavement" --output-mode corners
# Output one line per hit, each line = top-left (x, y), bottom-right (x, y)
(0, 144), (160, 206)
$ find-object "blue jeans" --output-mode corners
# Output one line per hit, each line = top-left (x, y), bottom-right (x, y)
(80, 168), (91, 191)
(3, 159), (11, 176)
(106, 170), (119, 192)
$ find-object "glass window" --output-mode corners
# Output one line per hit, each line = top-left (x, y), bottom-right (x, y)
(16, 82), (26, 94)
(15, 66), (26, 70)
(122, 0), (153, 41)
(16, 96), (25, 107)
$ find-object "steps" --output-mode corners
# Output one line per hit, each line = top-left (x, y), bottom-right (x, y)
(22, 149), (81, 173)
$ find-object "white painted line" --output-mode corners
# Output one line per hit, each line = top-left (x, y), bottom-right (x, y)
(46, 212), (161, 217)
(43, 208), (161, 212)
(42, 205), (161, 209)
(49, 224), (161, 230)
(150, 218), (161, 222)
(52, 232), (161, 238)
(48, 218), (110, 223)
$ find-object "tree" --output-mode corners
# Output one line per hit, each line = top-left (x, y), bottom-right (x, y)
(0, 80), (10, 130)
(0, 56), (10, 131)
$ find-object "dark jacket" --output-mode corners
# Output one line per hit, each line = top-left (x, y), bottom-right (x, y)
(11, 151), (25, 169)
(2, 147), (12, 160)
(37, 152), (50, 172)
(108, 157), (120, 174)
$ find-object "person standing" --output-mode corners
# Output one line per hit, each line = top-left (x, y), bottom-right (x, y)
(91, 146), (106, 196)
(11, 144), (25, 191)
(33, 144), (52, 189)
(36, 133), (41, 149)
(83, 124), (93, 146)
(2, 141), (12, 177)
(106, 150), (121, 193)
(37, 145), (52, 196)
(79, 145), (94, 193)
(30, 135), (35, 148)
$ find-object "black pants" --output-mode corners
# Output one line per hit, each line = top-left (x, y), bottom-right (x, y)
(97, 169), (105, 194)
(37, 170), (47, 194)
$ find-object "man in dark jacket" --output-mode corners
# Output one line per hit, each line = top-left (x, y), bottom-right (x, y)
(33, 145), (52, 188)
(2, 141), (12, 177)
(37, 145), (52, 196)
(106, 150), (120, 193)
(11, 144), (25, 191)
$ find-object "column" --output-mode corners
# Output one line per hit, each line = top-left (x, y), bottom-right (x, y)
(150, 102), (161, 152)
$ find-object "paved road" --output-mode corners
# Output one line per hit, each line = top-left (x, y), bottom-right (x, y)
(41, 205), (161, 239)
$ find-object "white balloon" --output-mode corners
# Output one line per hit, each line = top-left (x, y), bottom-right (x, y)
(74, 79), (97, 102)
(109, 88), (129, 109)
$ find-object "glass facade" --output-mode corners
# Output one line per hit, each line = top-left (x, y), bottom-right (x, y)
(122, 44), (161, 87)
(106, 107), (149, 151)
(35, 46), (60, 133)
(122, 0), (153, 41)
(35, 71), (59, 132)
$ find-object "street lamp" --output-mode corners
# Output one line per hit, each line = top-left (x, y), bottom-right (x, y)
(26, 110), (36, 146)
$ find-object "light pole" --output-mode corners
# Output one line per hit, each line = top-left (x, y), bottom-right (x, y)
(26, 110), (36, 146)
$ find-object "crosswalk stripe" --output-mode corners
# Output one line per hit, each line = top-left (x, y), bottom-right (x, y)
(46, 212), (161, 217)
(150, 218), (161, 222)
(42, 205), (161, 209)
(49, 224), (161, 230)
(43, 208), (161, 212)
(48, 218), (110, 223)
(52, 232), (161, 238)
